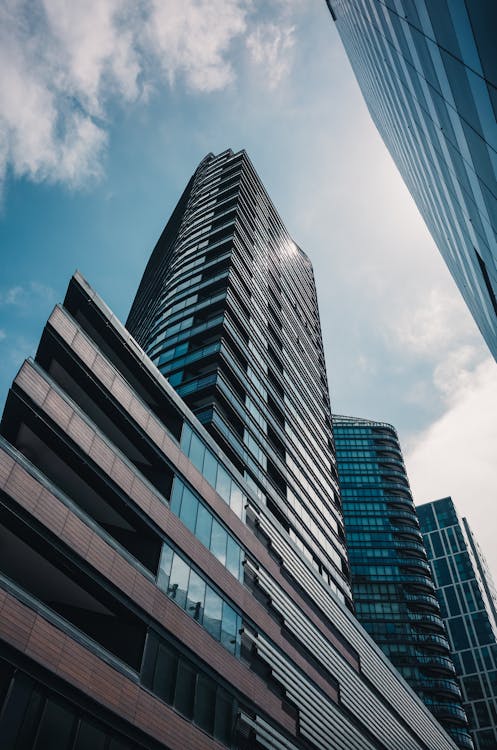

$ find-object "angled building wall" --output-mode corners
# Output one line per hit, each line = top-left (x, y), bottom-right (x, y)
(326, 1), (497, 360)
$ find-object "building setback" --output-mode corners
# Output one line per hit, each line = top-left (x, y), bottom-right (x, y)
(333, 415), (472, 749)
(418, 498), (497, 750)
(326, 1), (497, 360)
(0, 149), (463, 749)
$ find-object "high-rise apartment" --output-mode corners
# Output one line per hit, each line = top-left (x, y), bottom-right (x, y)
(333, 415), (472, 749)
(418, 498), (497, 750)
(326, 1), (497, 360)
(0, 149), (464, 749)
(127, 148), (350, 609)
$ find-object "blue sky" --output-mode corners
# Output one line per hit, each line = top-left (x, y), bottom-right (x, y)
(1, 1), (496, 573)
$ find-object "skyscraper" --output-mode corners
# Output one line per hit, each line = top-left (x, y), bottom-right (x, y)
(0, 149), (462, 749)
(326, 1), (497, 360)
(418, 497), (497, 750)
(333, 415), (472, 749)
(127, 148), (351, 609)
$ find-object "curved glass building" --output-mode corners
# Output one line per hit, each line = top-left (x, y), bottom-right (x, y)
(326, 1), (497, 360)
(333, 415), (473, 749)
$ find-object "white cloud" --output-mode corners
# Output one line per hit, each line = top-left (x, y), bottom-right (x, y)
(0, 329), (6, 342)
(0, 0), (300, 193)
(406, 357), (497, 578)
(0, 281), (55, 307)
(246, 22), (295, 89)
(144, 0), (248, 93)
(391, 286), (479, 358)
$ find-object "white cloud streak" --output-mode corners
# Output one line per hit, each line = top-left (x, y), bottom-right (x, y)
(407, 357), (497, 577)
(0, 281), (55, 307)
(246, 22), (295, 89)
(0, 0), (297, 193)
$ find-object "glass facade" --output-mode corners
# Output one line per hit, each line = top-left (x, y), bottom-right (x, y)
(327, 1), (497, 360)
(418, 498), (497, 750)
(334, 415), (472, 749)
(127, 148), (351, 607)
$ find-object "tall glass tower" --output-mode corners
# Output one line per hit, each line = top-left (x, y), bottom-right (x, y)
(127, 148), (351, 607)
(418, 497), (497, 750)
(333, 415), (473, 749)
(326, 1), (497, 360)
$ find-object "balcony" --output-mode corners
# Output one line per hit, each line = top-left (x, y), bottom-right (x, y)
(409, 632), (451, 653)
(407, 612), (445, 632)
(392, 540), (427, 559)
(404, 592), (440, 612)
(391, 526), (424, 542)
(417, 654), (456, 676)
(447, 728), (474, 749)
(386, 495), (415, 510)
(413, 678), (462, 700)
(398, 558), (432, 576)
(402, 576), (436, 593)
(388, 510), (420, 527)
(428, 702), (468, 725)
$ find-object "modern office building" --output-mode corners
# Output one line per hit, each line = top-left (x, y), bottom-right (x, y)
(326, 1), (497, 360)
(333, 415), (472, 749)
(0, 149), (463, 749)
(418, 497), (497, 750)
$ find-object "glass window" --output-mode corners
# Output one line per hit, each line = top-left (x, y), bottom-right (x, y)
(186, 570), (206, 622)
(34, 699), (75, 750)
(168, 371), (183, 387)
(226, 535), (242, 580)
(462, 650), (476, 674)
(221, 602), (239, 655)
(464, 674), (484, 700)
(151, 640), (178, 703)
(169, 479), (183, 516)
(449, 617), (470, 649)
(203, 586), (223, 640)
(157, 545), (174, 592)
(211, 520), (227, 566)
(202, 450), (218, 486)
(214, 687), (233, 744)
(230, 484), (243, 518)
(179, 487), (198, 533)
(180, 423), (192, 455)
(174, 660), (196, 719)
(74, 720), (107, 750)
(168, 554), (190, 609)
(195, 503), (213, 549)
(216, 465), (231, 502)
(194, 675), (216, 735)
(475, 700), (490, 728)
(189, 433), (205, 472)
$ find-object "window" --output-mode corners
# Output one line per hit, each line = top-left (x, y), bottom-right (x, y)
(157, 543), (241, 655)
(168, 477), (243, 581)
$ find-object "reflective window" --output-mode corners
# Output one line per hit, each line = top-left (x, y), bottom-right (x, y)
(179, 487), (198, 532)
(168, 554), (190, 609)
(168, 477), (243, 581)
(195, 503), (213, 549)
(180, 423), (246, 520)
(157, 543), (241, 656)
(204, 586), (223, 641)
(210, 520), (228, 567)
